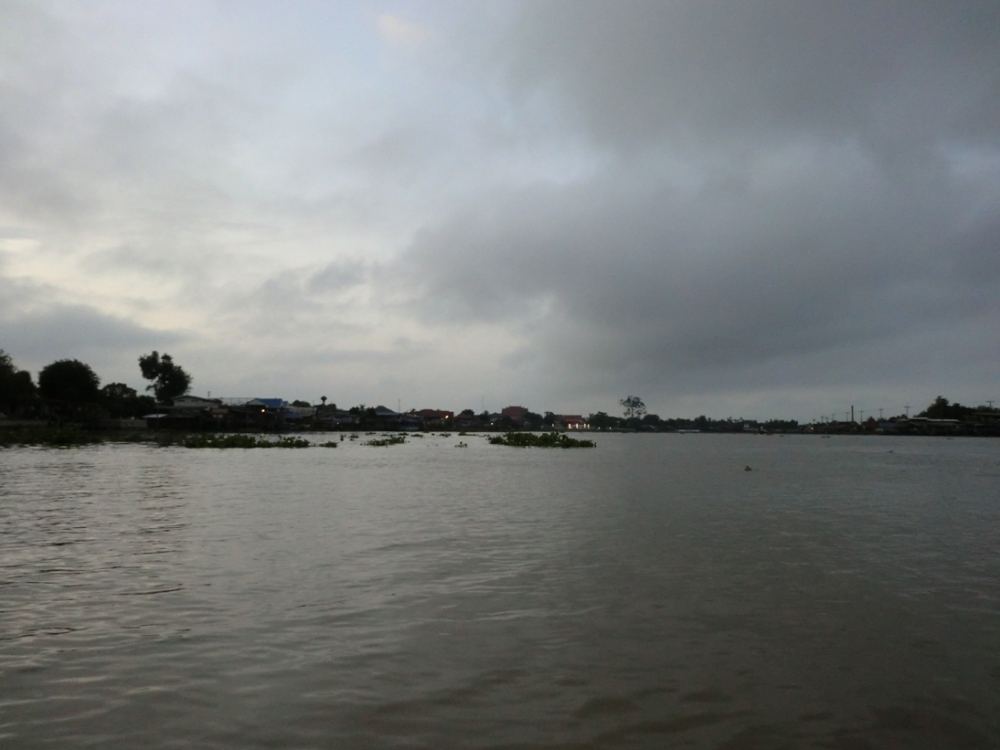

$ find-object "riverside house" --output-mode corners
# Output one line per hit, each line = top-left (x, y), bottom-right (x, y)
(556, 415), (589, 431)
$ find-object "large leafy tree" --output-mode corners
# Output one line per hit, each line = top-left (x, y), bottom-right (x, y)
(38, 359), (100, 404)
(919, 395), (973, 421)
(588, 411), (618, 431)
(101, 382), (138, 402)
(99, 382), (156, 418)
(620, 395), (646, 420)
(139, 351), (191, 403)
(0, 349), (37, 415)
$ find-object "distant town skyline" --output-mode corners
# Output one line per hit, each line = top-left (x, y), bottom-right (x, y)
(1, 1), (998, 422)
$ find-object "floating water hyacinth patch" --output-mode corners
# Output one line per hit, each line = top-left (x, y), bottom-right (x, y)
(488, 432), (595, 448)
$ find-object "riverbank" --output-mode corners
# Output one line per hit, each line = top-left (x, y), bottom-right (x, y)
(2, 420), (997, 448)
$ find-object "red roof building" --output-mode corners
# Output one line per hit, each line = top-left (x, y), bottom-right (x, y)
(501, 405), (529, 425)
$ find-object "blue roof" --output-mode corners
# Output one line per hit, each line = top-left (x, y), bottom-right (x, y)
(250, 398), (285, 408)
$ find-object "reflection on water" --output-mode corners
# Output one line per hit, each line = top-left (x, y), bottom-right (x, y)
(1, 435), (999, 748)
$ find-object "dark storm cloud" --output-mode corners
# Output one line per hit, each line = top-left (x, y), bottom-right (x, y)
(506, 0), (1000, 153)
(399, 161), (995, 367)
(390, 0), (1000, 410)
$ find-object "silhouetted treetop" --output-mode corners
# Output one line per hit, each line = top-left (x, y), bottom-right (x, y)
(0, 349), (37, 415)
(919, 395), (974, 420)
(38, 359), (100, 404)
(99, 382), (155, 419)
(139, 351), (191, 403)
(620, 395), (646, 420)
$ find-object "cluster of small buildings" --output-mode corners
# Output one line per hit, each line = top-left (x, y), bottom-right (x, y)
(147, 397), (591, 432)
(808, 414), (1000, 436)
(146, 397), (1000, 436)
(497, 405), (589, 431)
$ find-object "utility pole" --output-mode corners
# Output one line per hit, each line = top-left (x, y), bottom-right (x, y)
(904, 404), (910, 417)
(859, 409), (864, 422)
(851, 405), (855, 423)
(988, 400), (995, 409)
(878, 408), (884, 420)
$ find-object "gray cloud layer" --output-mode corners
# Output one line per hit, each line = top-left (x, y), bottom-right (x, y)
(0, 268), (182, 378)
(506, 1), (1000, 152)
(388, 0), (1000, 414)
(1, 1), (997, 418)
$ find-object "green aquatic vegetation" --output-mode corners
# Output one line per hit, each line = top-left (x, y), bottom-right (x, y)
(365, 435), (406, 447)
(269, 436), (312, 448)
(488, 432), (596, 448)
(318, 441), (339, 448)
(180, 434), (311, 448)
(181, 434), (258, 448)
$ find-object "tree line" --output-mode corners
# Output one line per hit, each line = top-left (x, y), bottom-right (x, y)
(2, 348), (992, 431)
(0, 349), (190, 421)
(917, 395), (984, 421)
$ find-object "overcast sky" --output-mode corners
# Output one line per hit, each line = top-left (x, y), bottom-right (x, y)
(2, 0), (998, 421)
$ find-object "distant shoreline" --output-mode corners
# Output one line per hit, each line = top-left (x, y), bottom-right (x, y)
(1, 421), (996, 448)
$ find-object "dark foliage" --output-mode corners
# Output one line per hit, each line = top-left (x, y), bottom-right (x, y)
(620, 395), (646, 420)
(919, 396), (975, 421)
(177, 434), (311, 448)
(98, 382), (156, 419)
(489, 431), (595, 448)
(139, 351), (191, 403)
(0, 350), (37, 416)
(38, 359), (100, 404)
(365, 434), (406, 446)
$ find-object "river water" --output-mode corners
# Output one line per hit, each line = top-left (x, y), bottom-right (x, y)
(2, 433), (999, 748)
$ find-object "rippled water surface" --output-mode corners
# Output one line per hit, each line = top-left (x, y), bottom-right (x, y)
(2, 433), (999, 748)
